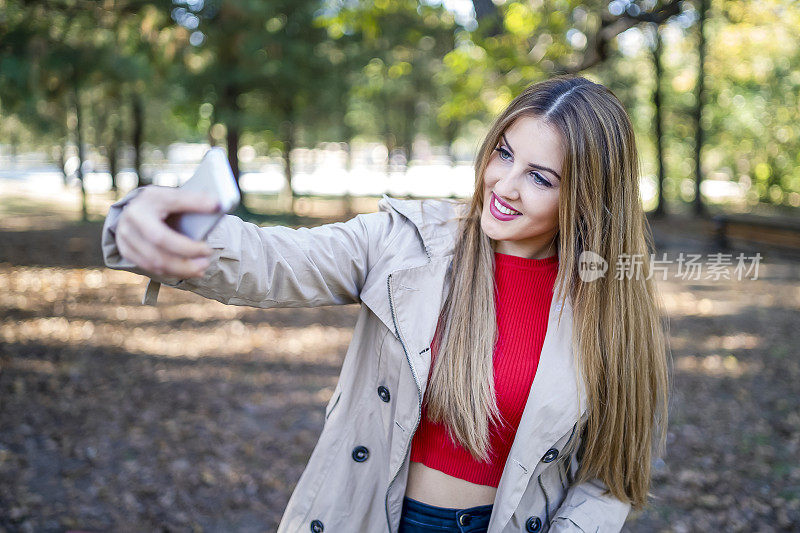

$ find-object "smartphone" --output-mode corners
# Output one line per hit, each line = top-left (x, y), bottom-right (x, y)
(166, 147), (241, 241)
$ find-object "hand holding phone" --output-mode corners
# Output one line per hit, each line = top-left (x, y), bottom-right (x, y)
(115, 148), (240, 279)
(165, 147), (241, 241)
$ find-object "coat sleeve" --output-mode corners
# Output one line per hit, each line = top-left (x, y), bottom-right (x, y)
(101, 186), (405, 308)
(548, 427), (632, 532)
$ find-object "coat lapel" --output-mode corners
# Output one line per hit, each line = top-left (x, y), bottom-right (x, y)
(488, 293), (588, 532)
(388, 257), (452, 396)
(359, 195), (461, 340)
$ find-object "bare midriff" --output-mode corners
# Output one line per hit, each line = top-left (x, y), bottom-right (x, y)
(404, 460), (497, 508)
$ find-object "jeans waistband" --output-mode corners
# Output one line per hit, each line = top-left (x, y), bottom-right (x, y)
(401, 496), (493, 532)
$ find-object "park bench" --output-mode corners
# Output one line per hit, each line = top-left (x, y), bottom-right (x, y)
(713, 213), (800, 255)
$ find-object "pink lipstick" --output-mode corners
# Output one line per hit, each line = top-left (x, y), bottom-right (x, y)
(489, 192), (522, 221)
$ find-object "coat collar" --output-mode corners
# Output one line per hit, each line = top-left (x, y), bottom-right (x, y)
(377, 194), (466, 259)
(359, 195), (463, 336)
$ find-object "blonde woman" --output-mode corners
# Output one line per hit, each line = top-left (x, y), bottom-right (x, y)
(102, 75), (669, 532)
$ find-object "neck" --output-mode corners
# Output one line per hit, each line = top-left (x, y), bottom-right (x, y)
(494, 240), (557, 260)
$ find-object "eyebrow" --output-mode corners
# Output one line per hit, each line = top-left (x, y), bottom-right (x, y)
(501, 133), (562, 182)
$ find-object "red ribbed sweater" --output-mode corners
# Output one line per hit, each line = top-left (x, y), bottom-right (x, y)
(408, 250), (559, 487)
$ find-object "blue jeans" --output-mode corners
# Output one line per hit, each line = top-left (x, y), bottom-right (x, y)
(399, 496), (493, 533)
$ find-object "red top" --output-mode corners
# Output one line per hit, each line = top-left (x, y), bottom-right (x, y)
(408, 250), (559, 487)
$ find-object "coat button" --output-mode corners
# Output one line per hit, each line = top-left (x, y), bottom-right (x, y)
(310, 519), (324, 532)
(377, 386), (390, 402)
(458, 513), (472, 526)
(542, 448), (559, 463)
(525, 516), (541, 532)
(352, 445), (369, 462)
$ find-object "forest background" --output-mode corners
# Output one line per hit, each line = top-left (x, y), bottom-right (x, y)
(2, 0), (799, 218)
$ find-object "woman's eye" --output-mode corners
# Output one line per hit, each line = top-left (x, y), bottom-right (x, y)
(494, 147), (512, 161)
(531, 172), (552, 187)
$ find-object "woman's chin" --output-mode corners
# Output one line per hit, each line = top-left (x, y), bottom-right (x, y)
(479, 216), (503, 242)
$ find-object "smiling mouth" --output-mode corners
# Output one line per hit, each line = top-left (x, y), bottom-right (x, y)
(492, 193), (521, 215)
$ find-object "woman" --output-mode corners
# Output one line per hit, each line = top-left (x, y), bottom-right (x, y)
(102, 75), (669, 532)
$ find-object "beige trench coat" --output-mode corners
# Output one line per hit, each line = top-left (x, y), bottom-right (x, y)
(101, 188), (631, 532)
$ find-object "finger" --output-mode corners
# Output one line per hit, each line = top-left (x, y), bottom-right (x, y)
(158, 251), (212, 279)
(121, 221), (212, 281)
(123, 197), (214, 258)
(137, 214), (215, 258)
(122, 221), (211, 278)
(146, 230), (213, 278)
(117, 219), (163, 272)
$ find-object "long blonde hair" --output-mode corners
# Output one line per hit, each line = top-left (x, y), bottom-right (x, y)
(423, 75), (669, 509)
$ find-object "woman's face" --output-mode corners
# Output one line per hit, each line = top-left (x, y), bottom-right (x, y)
(480, 115), (565, 259)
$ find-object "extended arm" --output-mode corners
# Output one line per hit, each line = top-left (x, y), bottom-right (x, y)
(102, 186), (401, 308)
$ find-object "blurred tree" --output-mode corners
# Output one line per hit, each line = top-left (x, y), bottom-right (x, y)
(172, 0), (340, 213)
(592, 0), (800, 212)
(0, 0), (184, 213)
(650, 22), (666, 217)
(563, 0), (683, 73)
(320, 0), (458, 177)
(703, 0), (800, 209)
(0, 1), (111, 220)
(693, 0), (708, 217)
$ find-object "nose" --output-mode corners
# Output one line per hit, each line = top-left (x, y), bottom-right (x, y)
(492, 171), (520, 202)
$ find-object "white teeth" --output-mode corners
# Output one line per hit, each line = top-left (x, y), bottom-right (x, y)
(494, 197), (520, 215)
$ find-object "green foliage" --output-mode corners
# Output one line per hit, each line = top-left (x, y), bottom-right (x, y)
(587, 0), (800, 209)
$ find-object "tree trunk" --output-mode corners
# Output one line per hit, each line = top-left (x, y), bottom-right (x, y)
(219, 81), (246, 212)
(341, 129), (355, 215)
(381, 91), (393, 177)
(280, 119), (296, 214)
(445, 121), (458, 168)
(226, 124), (241, 191)
(109, 118), (120, 198)
(343, 138), (354, 216)
(344, 139), (353, 173)
(132, 94), (146, 187)
(10, 133), (18, 167)
(73, 85), (88, 221)
(101, 99), (121, 198)
(310, 140), (318, 174)
(471, 0), (502, 37)
(58, 141), (68, 186)
(59, 108), (71, 186)
(652, 23), (666, 218)
(400, 98), (415, 175)
(384, 132), (396, 178)
(693, 0), (707, 217)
